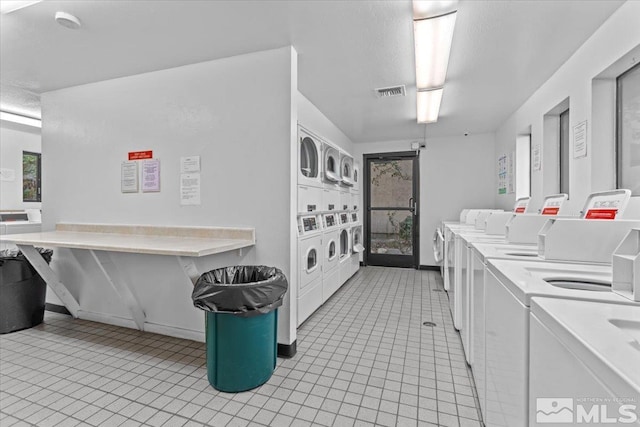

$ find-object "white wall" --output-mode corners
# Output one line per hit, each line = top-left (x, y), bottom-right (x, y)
(0, 122), (42, 211)
(297, 92), (353, 154)
(41, 47), (298, 345)
(494, 1), (640, 216)
(353, 133), (496, 266)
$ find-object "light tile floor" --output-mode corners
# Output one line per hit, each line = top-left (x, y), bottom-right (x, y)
(0, 266), (482, 427)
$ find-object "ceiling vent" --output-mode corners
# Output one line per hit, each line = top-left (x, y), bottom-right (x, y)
(375, 85), (406, 98)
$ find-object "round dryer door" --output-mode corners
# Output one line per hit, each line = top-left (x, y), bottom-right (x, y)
(324, 146), (340, 182)
(300, 136), (318, 178)
(340, 229), (349, 258)
(307, 248), (318, 272)
(328, 240), (336, 261)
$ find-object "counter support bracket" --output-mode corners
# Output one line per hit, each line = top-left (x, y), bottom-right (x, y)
(89, 250), (146, 331)
(178, 256), (200, 286)
(17, 244), (81, 318)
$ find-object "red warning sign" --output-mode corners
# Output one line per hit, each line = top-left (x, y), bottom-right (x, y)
(585, 209), (617, 220)
(541, 207), (559, 215)
(128, 150), (153, 160)
(514, 207), (526, 213)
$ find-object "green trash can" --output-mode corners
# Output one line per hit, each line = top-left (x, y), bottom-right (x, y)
(192, 266), (288, 393)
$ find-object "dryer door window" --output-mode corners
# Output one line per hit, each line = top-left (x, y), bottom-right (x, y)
(340, 230), (348, 258)
(343, 162), (351, 179)
(300, 137), (318, 178)
(307, 248), (318, 271)
(329, 241), (336, 260)
(354, 169), (358, 184)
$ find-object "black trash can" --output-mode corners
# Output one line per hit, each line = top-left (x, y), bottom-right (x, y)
(0, 248), (53, 334)
(192, 265), (288, 392)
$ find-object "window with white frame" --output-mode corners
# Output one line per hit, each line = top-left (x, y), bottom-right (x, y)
(617, 63), (640, 196)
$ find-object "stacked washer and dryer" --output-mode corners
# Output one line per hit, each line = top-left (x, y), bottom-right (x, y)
(296, 126), (362, 326)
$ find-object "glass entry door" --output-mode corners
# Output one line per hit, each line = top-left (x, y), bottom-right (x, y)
(364, 152), (419, 268)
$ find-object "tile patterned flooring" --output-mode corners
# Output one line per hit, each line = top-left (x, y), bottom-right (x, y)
(0, 266), (482, 427)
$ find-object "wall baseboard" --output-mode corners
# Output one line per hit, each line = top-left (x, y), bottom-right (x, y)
(45, 303), (71, 316)
(419, 265), (440, 271)
(277, 341), (297, 358)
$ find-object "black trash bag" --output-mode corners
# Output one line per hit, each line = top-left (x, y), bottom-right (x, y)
(0, 248), (53, 283)
(192, 266), (288, 317)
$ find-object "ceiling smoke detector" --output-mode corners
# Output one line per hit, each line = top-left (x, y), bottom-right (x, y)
(55, 11), (81, 29)
(374, 85), (406, 98)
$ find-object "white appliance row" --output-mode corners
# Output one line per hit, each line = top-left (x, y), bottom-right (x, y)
(297, 211), (362, 325)
(298, 125), (360, 192)
(442, 190), (640, 427)
(296, 124), (363, 326)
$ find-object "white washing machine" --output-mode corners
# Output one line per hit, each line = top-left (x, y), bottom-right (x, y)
(297, 126), (322, 188)
(322, 142), (341, 185)
(297, 214), (323, 326)
(322, 213), (340, 303)
(338, 212), (352, 286)
(483, 259), (640, 427)
(351, 223), (363, 276)
(339, 152), (354, 187)
(529, 298), (640, 427)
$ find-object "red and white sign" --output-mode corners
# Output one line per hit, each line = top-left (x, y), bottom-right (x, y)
(514, 207), (526, 213)
(128, 150), (153, 160)
(585, 209), (617, 220)
(541, 207), (560, 215)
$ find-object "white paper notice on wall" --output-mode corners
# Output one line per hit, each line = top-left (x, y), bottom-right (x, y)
(121, 161), (138, 193)
(507, 151), (515, 194)
(142, 159), (161, 192)
(180, 156), (201, 174)
(573, 120), (587, 158)
(180, 173), (201, 206)
(532, 144), (541, 171)
(0, 168), (16, 182)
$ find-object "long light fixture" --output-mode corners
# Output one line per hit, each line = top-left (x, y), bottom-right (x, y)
(417, 88), (443, 124)
(0, 0), (42, 14)
(0, 111), (42, 128)
(413, 0), (457, 123)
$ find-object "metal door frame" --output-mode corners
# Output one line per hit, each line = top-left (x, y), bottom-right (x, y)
(363, 151), (420, 268)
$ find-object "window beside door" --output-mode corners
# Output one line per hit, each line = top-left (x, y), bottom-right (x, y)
(617, 62), (640, 196)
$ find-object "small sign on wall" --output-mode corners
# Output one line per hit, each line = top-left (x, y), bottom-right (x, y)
(532, 144), (541, 171)
(142, 159), (161, 192)
(498, 153), (507, 194)
(121, 161), (138, 193)
(573, 121), (587, 158)
(181, 173), (201, 205)
(128, 150), (153, 160)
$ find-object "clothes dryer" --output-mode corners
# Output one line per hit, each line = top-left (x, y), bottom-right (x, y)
(297, 126), (322, 188)
(483, 259), (639, 427)
(323, 143), (341, 185)
(340, 152), (354, 187)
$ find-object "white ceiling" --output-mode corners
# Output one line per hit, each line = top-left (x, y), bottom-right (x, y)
(0, 0), (624, 142)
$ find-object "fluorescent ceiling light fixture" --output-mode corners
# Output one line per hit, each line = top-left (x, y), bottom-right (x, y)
(413, 0), (458, 20)
(414, 11), (457, 89)
(417, 88), (443, 124)
(0, 111), (42, 128)
(0, 0), (42, 14)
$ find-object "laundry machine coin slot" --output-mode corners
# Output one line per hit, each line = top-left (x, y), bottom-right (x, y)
(544, 278), (611, 291)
